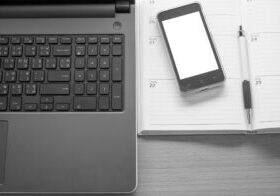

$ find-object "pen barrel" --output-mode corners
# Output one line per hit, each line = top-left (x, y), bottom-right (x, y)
(239, 36), (250, 80)
(243, 80), (252, 109)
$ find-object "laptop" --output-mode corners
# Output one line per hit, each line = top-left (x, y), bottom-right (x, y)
(0, 0), (136, 194)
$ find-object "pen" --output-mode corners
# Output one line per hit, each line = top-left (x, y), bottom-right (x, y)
(238, 25), (252, 125)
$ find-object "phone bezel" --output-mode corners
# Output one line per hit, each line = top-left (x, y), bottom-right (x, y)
(157, 3), (225, 92)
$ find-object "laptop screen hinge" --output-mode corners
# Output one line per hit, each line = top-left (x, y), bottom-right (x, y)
(116, 0), (130, 13)
(0, 4), (117, 18)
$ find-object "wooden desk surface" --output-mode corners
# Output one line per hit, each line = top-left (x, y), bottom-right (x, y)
(132, 134), (280, 196)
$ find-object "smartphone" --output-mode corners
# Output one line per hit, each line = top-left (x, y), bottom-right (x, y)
(157, 3), (225, 92)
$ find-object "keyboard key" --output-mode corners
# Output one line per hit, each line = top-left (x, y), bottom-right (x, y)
(86, 83), (96, 95)
(0, 97), (7, 111)
(100, 83), (109, 95)
(87, 58), (97, 69)
(45, 58), (57, 69)
(25, 45), (36, 57)
(60, 37), (72, 44)
(23, 37), (33, 44)
(19, 70), (31, 82)
(36, 37), (46, 44)
(11, 45), (23, 57)
(113, 35), (122, 43)
(112, 58), (122, 81)
(16, 58), (29, 69)
(88, 36), (98, 44)
(112, 45), (122, 56)
(74, 96), (96, 111)
(100, 45), (110, 56)
(75, 70), (85, 82)
(0, 46), (9, 57)
(56, 103), (69, 111)
(24, 103), (37, 111)
(48, 37), (58, 44)
(99, 70), (110, 81)
(39, 45), (50, 57)
(76, 37), (86, 44)
(30, 58), (43, 69)
(33, 70), (45, 82)
(86, 70), (97, 82)
(3, 58), (15, 69)
(100, 36), (110, 43)
(40, 104), (53, 111)
(59, 58), (71, 69)
(75, 58), (85, 69)
(10, 97), (21, 111)
(74, 83), (84, 95)
(11, 84), (23, 95)
(0, 37), (9, 45)
(53, 45), (71, 56)
(100, 57), (110, 68)
(4, 71), (17, 82)
(112, 83), (122, 110)
(75, 45), (86, 56)
(99, 96), (109, 110)
(0, 84), (9, 95)
(87, 45), (98, 56)
(48, 71), (70, 82)
(11, 37), (21, 44)
(40, 84), (70, 95)
(25, 84), (37, 95)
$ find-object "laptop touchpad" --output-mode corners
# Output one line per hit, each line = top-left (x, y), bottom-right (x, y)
(0, 121), (8, 184)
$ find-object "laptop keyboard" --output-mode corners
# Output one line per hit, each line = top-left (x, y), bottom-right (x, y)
(0, 34), (124, 112)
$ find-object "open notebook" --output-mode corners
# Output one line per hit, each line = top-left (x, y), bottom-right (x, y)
(137, 0), (280, 135)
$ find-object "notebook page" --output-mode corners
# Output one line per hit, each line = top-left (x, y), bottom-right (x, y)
(138, 0), (247, 132)
(245, 0), (280, 130)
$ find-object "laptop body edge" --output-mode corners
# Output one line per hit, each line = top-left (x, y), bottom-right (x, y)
(0, 1), (136, 194)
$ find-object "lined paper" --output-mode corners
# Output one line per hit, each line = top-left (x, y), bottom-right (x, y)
(144, 79), (246, 131)
(245, 0), (280, 33)
(138, 0), (247, 133)
(244, 0), (280, 130)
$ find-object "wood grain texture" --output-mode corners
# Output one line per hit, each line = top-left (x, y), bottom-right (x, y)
(39, 134), (280, 196)
(132, 134), (280, 196)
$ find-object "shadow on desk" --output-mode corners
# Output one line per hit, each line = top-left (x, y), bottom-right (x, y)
(140, 134), (280, 158)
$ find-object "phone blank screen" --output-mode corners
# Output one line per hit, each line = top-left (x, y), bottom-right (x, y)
(162, 12), (219, 79)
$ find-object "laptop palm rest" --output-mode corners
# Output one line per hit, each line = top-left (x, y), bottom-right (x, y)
(0, 121), (8, 184)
